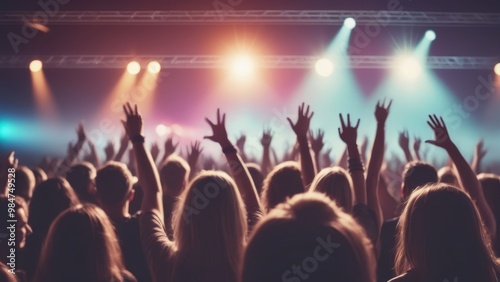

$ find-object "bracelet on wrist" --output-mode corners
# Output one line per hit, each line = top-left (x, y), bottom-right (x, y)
(131, 135), (145, 144)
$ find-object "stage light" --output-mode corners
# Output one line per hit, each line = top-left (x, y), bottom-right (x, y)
(148, 61), (161, 74)
(127, 61), (141, 75)
(344, 17), (356, 29)
(155, 124), (170, 137)
(494, 63), (500, 76)
(29, 60), (43, 72)
(230, 54), (255, 78)
(394, 54), (423, 80)
(425, 30), (436, 41)
(315, 58), (334, 77)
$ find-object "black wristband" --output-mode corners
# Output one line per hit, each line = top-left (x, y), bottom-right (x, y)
(131, 135), (145, 144)
(222, 145), (237, 154)
(348, 158), (364, 172)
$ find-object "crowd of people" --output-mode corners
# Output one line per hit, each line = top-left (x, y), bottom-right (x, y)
(1, 99), (499, 282)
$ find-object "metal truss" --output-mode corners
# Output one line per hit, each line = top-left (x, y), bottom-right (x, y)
(0, 55), (497, 69)
(1, 10), (500, 26)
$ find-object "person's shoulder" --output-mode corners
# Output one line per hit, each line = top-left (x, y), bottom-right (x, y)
(388, 271), (420, 282)
(382, 217), (399, 230)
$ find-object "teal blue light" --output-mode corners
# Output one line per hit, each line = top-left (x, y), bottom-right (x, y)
(0, 121), (15, 139)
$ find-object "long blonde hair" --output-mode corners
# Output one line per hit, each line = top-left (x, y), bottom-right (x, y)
(395, 183), (500, 281)
(309, 166), (354, 213)
(171, 171), (247, 282)
(34, 204), (130, 282)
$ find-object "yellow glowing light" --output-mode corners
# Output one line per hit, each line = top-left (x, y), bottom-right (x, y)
(30, 60), (43, 72)
(127, 61), (141, 75)
(148, 61), (161, 74)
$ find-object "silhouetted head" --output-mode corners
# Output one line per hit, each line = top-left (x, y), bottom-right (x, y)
(438, 166), (459, 187)
(159, 155), (190, 197)
(15, 166), (35, 203)
(401, 161), (437, 199)
(395, 183), (500, 281)
(0, 196), (31, 258)
(246, 163), (264, 196)
(478, 173), (500, 255)
(66, 162), (97, 204)
(95, 161), (134, 207)
(242, 192), (376, 282)
(262, 161), (304, 212)
(31, 167), (47, 187)
(309, 166), (353, 213)
(172, 171), (247, 282)
(34, 204), (131, 282)
(0, 262), (18, 282)
(29, 177), (79, 239)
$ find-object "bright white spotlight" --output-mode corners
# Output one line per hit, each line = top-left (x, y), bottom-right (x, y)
(148, 61), (161, 74)
(230, 54), (255, 79)
(30, 60), (43, 72)
(425, 30), (436, 41)
(494, 63), (500, 76)
(394, 54), (423, 80)
(315, 58), (334, 77)
(155, 124), (170, 137)
(127, 61), (141, 75)
(344, 17), (356, 29)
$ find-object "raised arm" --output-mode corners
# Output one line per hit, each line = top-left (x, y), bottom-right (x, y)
(87, 140), (101, 168)
(287, 103), (316, 187)
(235, 134), (248, 163)
(58, 124), (87, 175)
(159, 136), (178, 165)
(338, 114), (366, 205)
(426, 115), (496, 237)
(114, 132), (129, 162)
(413, 137), (422, 161)
(104, 141), (115, 162)
(122, 103), (163, 217)
(187, 141), (203, 180)
(471, 140), (486, 174)
(260, 129), (273, 176)
(204, 109), (262, 224)
(398, 130), (413, 163)
(150, 142), (160, 165)
(309, 129), (325, 171)
(366, 100), (392, 230)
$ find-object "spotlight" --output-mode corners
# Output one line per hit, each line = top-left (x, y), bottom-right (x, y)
(155, 124), (170, 137)
(425, 30), (436, 41)
(127, 61), (141, 75)
(494, 63), (500, 76)
(230, 54), (255, 79)
(394, 54), (422, 80)
(29, 60), (43, 72)
(315, 58), (334, 77)
(148, 61), (161, 74)
(344, 18), (356, 29)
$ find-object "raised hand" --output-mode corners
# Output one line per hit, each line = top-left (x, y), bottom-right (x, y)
(425, 115), (452, 149)
(414, 137), (421, 153)
(187, 141), (203, 166)
(287, 103), (314, 138)
(164, 136), (178, 157)
(150, 142), (160, 162)
(121, 102), (143, 139)
(236, 134), (246, 151)
(104, 141), (115, 161)
(398, 130), (410, 150)
(374, 99), (392, 124)
(76, 123), (87, 143)
(475, 140), (487, 160)
(338, 114), (360, 146)
(309, 129), (325, 154)
(204, 109), (230, 147)
(261, 129), (273, 148)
